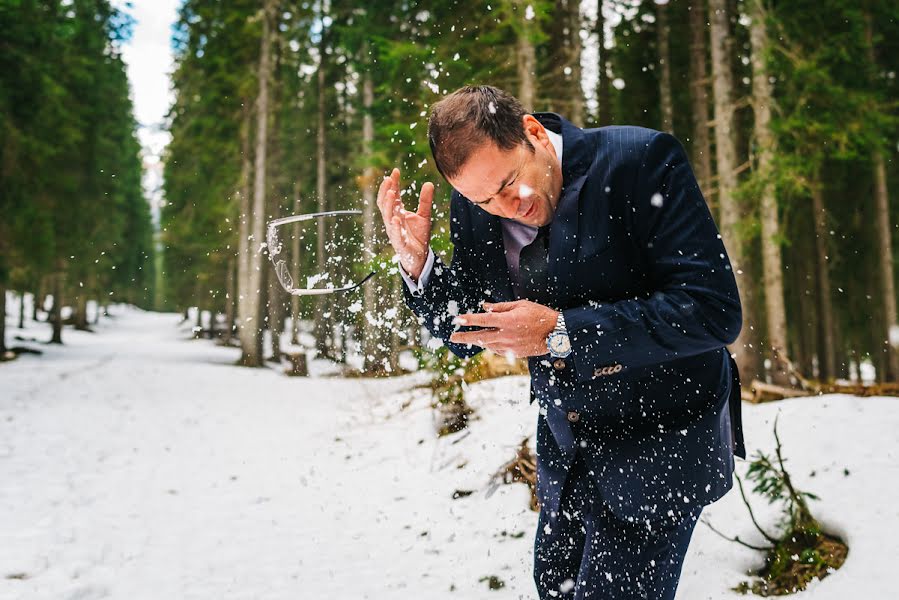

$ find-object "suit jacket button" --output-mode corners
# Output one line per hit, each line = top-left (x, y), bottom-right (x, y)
(553, 358), (566, 370)
(567, 411), (580, 423)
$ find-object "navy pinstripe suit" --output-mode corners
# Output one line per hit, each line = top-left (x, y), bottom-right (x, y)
(402, 113), (745, 599)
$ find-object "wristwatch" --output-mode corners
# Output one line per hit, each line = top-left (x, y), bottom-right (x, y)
(547, 312), (572, 358)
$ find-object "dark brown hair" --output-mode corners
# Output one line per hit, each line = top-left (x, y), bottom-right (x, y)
(427, 85), (533, 180)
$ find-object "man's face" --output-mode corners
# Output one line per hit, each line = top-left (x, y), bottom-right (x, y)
(447, 115), (563, 227)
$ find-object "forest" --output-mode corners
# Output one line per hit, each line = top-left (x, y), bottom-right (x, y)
(3, 1), (899, 597)
(1, 0), (155, 348)
(3, 0), (899, 390)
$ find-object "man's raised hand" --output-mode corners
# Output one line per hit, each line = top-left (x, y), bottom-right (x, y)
(376, 167), (434, 281)
(449, 300), (559, 358)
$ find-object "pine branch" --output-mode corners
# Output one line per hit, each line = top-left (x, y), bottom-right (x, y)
(700, 518), (774, 552)
(736, 472), (780, 544)
(772, 415), (818, 529)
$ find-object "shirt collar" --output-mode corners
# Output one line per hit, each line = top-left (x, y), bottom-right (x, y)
(546, 128), (563, 168)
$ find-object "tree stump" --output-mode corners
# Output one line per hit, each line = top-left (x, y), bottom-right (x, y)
(284, 351), (308, 377)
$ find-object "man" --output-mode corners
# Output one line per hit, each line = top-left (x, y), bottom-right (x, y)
(376, 85), (745, 600)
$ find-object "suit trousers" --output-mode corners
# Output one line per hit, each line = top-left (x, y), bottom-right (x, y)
(533, 449), (701, 600)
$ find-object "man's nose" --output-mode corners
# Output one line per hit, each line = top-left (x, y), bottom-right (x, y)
(496, 194), (520, 219)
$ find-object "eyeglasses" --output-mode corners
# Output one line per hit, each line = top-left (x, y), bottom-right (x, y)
(266, 210), (375, 296)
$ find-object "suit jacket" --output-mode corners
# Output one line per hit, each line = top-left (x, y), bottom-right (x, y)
(403, 113), (746, 524)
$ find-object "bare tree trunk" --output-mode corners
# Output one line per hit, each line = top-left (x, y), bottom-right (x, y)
(0, 282), (6, 354)
(797, 271), (815, 377)
(567, 0), (584, 126)
(245, 0), (273, 362)
(811, 182), (836, 381)
(236, 104), (255, 362)
(515, 0), (537, 111)
(709, 0), (761, 382)
(313, 24), (331, 358)
(290, 184), (302, 345)
(18, 291), (26, 329)
(873, 154), (897, 380)
(656, 0), (673, 133)
(33, 280), (42, 321)
(388, 274), (402, 372)
(238, 2), (274, 367)
(360, 68), (387, 375)
(596, 0), (612, 126)
(223, 255), (236, 344)
(49, 271), (63, 344)
(749, 0), (789, 385)
(267, 265), (283, 361)
(688, 0), (713, 207)
(863, 13), (899, 381)
(74, 292), (89, 331)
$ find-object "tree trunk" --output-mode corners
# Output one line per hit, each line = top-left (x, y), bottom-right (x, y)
(237, 0), (274, 369)
(49, 272), (63, 344)
(290, 184), (301, 346)
(567, 0), (584, 126)
(313, 23), (331, 358)
(873, 153), (897, 380)
(864, 13), (898, 381)
(360, 68), (387, 374)
(749, 0), (789, 385)
(32, 288), (41, 322)
(74, 291), (90, 331)
(388, 274), (402, 372)
(864, 269), (884, 381)
(236, 104), (255, 362)
(811, 182), (836, 381)
(709, 0), (761, 381)
(224, 255), (236, 344)
(595, 0), (613, 126)
(796, 266), (816, 377)
(241, 0), (273, 365)
(267, 264), (283, 361)
(790, 218), (816, 378)
(18, 291), (26, 329)
(0, 282), (6, 354)
(516, 0), (537, 111)
(688, 0), (713, 207)
(656, 0), (673, 133)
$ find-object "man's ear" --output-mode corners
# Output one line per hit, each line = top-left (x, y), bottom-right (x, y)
(522, 114), (552, 151)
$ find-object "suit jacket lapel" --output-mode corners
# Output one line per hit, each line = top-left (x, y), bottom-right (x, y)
(532, 114), (592, 301)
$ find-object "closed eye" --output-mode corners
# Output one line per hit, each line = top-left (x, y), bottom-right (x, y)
(473, 174), (518, 206)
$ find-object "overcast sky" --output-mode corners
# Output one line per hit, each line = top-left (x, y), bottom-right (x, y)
(114, 0), (180, 220)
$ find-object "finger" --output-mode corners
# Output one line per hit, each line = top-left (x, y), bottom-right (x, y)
(377, 173), (392, 207)
(481, 300), (521, 313)
(417, 181), (434, 220)
(387, 167), (400, 198)
(449, 329), (501, 346)
(377, 186), (399, 227)
(454, 311), (504, 328)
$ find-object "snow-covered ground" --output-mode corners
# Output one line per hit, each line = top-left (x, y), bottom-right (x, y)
(2, 304), (897, 599)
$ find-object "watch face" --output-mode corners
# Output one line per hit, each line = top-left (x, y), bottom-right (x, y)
(549, 332), (571, 355)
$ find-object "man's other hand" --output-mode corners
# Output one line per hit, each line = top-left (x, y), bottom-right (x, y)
(449, 300), (558, 358)
(376, 167), (433, 281)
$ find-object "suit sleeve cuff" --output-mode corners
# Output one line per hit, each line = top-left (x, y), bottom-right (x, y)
(398, 247), (435, 297)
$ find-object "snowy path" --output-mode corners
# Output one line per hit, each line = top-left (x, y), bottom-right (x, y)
(0, 309), (536, 599)
(2, 307), (898, 599)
